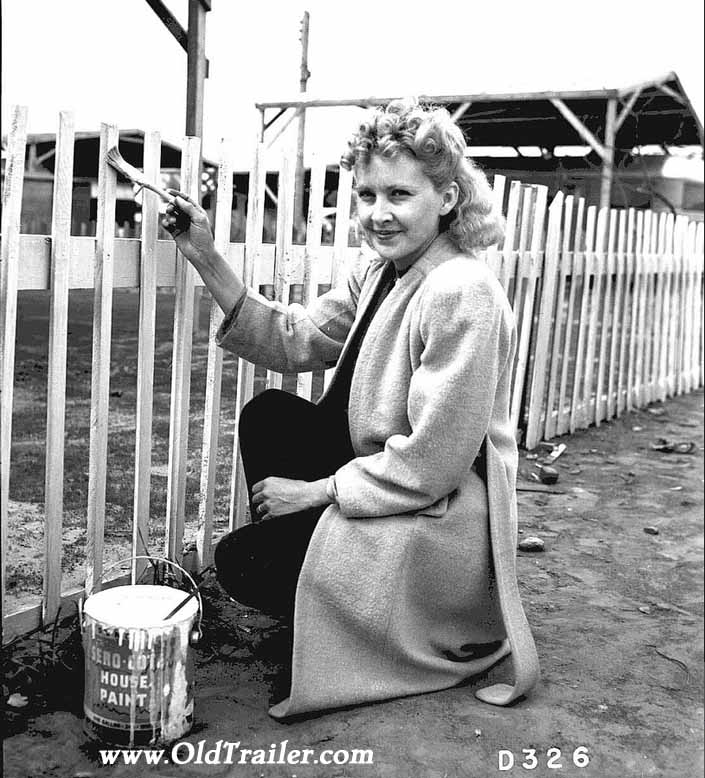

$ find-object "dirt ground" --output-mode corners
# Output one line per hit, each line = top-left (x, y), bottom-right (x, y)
(3, 386), (702, 778)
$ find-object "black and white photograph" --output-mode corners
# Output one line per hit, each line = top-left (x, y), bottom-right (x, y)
(1, 1), (703, 776)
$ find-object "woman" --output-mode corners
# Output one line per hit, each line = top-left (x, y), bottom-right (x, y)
(163, 99), (539, 718)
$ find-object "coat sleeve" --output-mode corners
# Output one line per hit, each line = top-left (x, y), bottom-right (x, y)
(215, 252), (373, 373)
(334, 264), (515, 518)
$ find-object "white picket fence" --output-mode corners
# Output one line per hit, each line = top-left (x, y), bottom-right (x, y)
(1, 105), (703, 643)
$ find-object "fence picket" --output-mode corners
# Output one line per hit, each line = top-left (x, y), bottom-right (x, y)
(0, 105), (28, 619)
(570, 205), (595, 431)
(324, 166), (354, 389)
(617, 209), (634, 416)
(230, 141), (266, 531)
(131, 130), (161, 583)
(665, 214), (678, 397)
(653, 212), (669, 401)
(500, 180), (522, 295)
(85, 124), (119, 593)
(526, 192), (563, 448)
(679, 219), (692, 394)
(607, 210), (626, 419)
(296, 153), (327, 400)
(582, 207), (607, 427)
(595, 209), (617, 426)
(558, 197), (584, 435)
(164, 136), (201, 563)
(625, 210), (638, 412)
(696, 224), (704, 387)
(43, 111), (75, 622)
(644, 213), (660, 403)
(510, 185), (547, 435)
(196, 139), (234, 569)
(266, 148), (296, 390)
(544, 195), (573, 440)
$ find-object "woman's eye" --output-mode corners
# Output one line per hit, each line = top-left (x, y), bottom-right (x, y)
(357, 191), (374, 202)
(391, 189), (410, 198)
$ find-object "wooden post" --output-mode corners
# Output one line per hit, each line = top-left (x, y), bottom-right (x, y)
(294, 11), (311, 240)
(43, 111), (75, 623)
(0, 105), (27, 620)
(186, 0), (209, 141)
(599, 98), (617, 211)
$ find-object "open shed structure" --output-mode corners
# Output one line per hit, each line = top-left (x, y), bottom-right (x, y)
(256, 71), (704, 212)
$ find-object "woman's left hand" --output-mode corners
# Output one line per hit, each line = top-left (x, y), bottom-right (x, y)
(251, 477), (328, 520)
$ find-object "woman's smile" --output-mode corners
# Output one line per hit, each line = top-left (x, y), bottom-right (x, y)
(354, 153), (457, 273)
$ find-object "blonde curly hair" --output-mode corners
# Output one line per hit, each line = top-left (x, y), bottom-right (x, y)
(340, 99), (504, 252)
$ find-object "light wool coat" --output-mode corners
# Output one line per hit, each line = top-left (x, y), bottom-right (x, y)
(217, 234), (539, 718)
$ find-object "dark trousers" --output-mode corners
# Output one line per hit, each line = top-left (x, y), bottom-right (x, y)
(214, 389), (354, 619)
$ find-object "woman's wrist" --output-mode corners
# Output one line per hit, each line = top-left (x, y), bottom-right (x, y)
(309, 477), (335, 508)
(193, 249), (247, 314)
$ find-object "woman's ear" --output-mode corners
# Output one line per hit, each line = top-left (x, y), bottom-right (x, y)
(439, 181), (460, 216)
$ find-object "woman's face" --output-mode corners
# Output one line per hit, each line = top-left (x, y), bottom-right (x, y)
(354, 153), (458, 272)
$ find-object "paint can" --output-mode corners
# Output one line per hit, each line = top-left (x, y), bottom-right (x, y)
(81, 557), (202, 747)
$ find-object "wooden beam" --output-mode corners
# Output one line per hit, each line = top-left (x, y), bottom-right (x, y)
(265, 108), (301, 149)
(256, 87), (622, 111)
(550, 98), (608, 161)
(655, 83), (687, 107)
(614, 88), (642, 133)
(451, 102), (472, 122)
(144, 0), (210, 75)
(144, 0), (188, 50)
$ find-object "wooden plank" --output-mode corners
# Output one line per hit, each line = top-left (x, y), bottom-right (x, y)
(594, 209), (617, 426)
(85, 124), (119, 593)
(510, 185), (547, 439)
(323, 165), (354, 390)
(680, 220), (694, 394)
(652, 212), (669, 401)
(14, 235), (351, 291)
(525, 191), (563, 448)
(556, 196), (581, 436)
(500, 180), (522, 295)
(663, 214), (677, 397)
(633, 211), (648, 407)
(672, 216), (687, 396)
(570, 205), (596, 432)
(0, 105), (28, 619)
(625, 210), (638, 412)
(266, 147), (296, 390)
(131, 131), (161, 582)
(642, 212), (659, 404)
(696, 224), (705, 387)
(196, 139), (234, 570)
(43, 111), (75, 623)
(583, 207), (608, 426)
(296, 152), (327, 400)
(164, 136), (201, 563)
(685, 222), (699, 390)
(607, 210), (626, 419)
(230, 142), (267, 531)
(617, 209), (635, 416)
(544, 195), (573, 440)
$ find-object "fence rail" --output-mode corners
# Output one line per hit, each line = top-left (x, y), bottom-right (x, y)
(2, 106), (703, 643)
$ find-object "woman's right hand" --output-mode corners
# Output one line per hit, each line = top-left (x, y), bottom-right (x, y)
(162, 189), (216, 268)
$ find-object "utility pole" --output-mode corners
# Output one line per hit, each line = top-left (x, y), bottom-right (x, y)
(294, 11), (310, 240)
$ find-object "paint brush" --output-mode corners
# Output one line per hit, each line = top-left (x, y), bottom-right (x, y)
(162, 566), (213, 621)
(105, 146), (176, 204)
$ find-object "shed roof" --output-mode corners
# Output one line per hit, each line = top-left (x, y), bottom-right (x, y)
(21, 129), (217, 178)
(256, 71), (703, 151)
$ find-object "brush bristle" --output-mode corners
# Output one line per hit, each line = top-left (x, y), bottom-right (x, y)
(106, 147), (145, 183)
